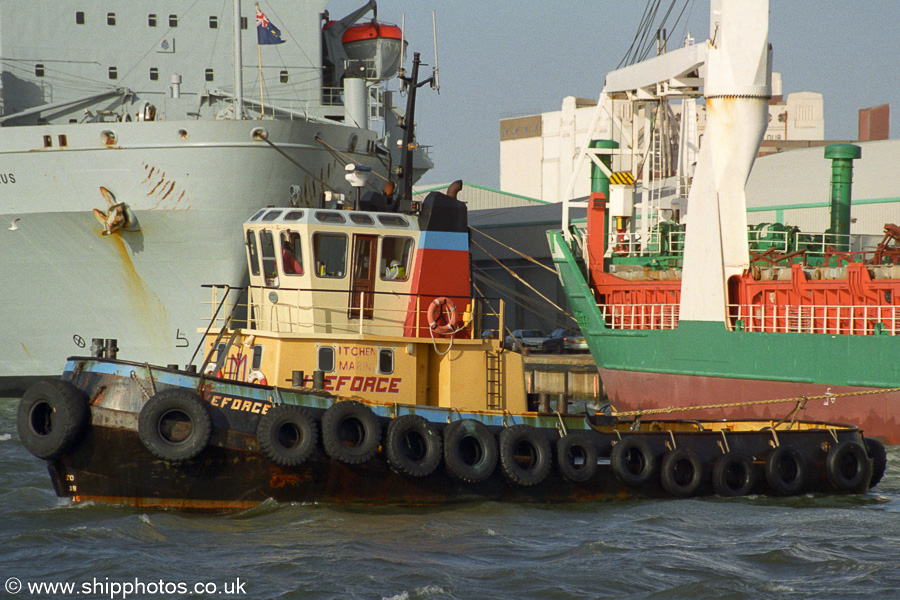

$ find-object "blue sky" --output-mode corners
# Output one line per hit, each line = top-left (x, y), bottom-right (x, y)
(325, 1), (900, 190)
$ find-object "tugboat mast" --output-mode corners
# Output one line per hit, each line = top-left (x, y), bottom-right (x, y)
(396, 52), (433, 213)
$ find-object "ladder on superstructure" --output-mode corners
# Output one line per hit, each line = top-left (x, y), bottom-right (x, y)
(485, 350), (503, 410)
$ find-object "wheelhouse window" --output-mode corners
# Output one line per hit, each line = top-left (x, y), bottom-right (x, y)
(150, 67), (159, 81)
(260, 230), (279, 286)
(280, 231), (303, 275)
(209, 16), (218, 29)
(148, 14), (157, 27)
(169, 15), (178, 27)
(76, 11), (85, 25)
(108, 67), (118, 80)
(205, 68), (214, 82)
(107, 13), (116, 25)
(35, 64), (45, 77)
(313, 233), (347, 278)
(380, 237), (413, 281)
(246, 230), (260, 276)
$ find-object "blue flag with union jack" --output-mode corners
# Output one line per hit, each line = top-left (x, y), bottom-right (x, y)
(256, 6), (284, 45)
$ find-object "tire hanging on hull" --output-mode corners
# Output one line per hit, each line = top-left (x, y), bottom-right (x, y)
(257, 405), (318, 467)
(384, 414), (443, 477)
(138, 389), (212, 462)
(610, 436), (656, 487)
(498, 424), (552, 487)
(321, 401), (382, 465)
(17, 380), (90, 460)
(443, 419), (498, 483)
(556, 432), (598, 483)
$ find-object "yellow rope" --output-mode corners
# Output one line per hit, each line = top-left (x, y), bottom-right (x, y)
(611, 386), (900, 417)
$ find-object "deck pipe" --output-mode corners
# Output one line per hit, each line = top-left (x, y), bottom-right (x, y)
(587, 139), (618, 272)
(824, 143), (862, 252)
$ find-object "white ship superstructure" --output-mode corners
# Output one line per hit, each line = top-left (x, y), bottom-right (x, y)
(0, 0), (433, 392)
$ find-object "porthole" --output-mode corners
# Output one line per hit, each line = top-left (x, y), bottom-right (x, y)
(378, 349), (394, 375)
(318, 347), (335, 372)
(100, 130), (117, 145)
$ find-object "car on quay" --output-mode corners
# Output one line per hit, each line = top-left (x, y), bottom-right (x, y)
(503, 329), (546, 352)
(542, 328), (589, 353)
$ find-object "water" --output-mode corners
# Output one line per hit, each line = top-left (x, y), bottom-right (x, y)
(3, 395), (900, 600)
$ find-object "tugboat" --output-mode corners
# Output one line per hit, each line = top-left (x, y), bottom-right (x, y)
(16, 185), (885, 508)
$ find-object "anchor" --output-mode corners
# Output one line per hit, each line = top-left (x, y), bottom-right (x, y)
(92, 187), (139, 235)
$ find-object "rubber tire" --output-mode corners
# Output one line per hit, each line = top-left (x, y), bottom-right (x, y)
(712, 452), (756, 497)
(385, 414), (442, 477)
(138, 389), (211, 462)
(257, 405), (318, 467)
(498, 425), (552, 487)
(864, 437), (887, 489)
(556, 432), (598, 483)
(443, 419), (498, 483)
(764, 445), (807, 495)
(321, 401), (381, 465)
(17, 380), (90, 460)
(660, 448), (703, 497)
(825, 440), (870, 491)
(610, 436), (656, 487)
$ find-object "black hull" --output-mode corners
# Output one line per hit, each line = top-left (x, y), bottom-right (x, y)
(45, 418), (873, 510)
(21, 358), (876, 510)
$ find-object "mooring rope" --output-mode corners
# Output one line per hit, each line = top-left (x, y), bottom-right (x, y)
(611, 386), (900, 418)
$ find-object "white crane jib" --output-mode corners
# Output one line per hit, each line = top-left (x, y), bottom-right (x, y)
(678, 0), (772, 323)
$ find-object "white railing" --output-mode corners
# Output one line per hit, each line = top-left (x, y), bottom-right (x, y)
(599, 227), (869, 260)
(729, 303), (900, 336)
(203, 285), (506, 340)
(598, 302), (900, 336)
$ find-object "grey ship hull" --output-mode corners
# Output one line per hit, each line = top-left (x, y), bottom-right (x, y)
(0, 117), (391, 392)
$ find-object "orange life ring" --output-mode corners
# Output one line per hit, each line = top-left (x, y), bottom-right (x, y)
(427, 297), (458, 335)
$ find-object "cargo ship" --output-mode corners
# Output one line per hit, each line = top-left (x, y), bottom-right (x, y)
(549, 0), (900, 442)
(0, 0), (431, 394)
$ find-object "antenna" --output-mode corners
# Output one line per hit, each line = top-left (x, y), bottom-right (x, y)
(432, 10), (440, 92)
(398, 13), (408, 95)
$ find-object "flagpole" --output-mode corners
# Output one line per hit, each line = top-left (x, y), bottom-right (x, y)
(256, 3), (265, 118)
(233, 0), (243, 119)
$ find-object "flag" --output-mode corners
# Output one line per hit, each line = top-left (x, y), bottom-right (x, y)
(256, 5), (284, 45)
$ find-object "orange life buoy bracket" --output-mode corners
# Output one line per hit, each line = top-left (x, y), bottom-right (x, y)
(427, 297), (458, 335)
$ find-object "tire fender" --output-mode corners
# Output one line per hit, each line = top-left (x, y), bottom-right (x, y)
(556, 432), (599, 483)
(257, 404), (318, 467)
(712, 452), (756, 497)
(442, 419), (498, 483)
(660, 448), (704, 497)
(17, 380), (90, 460)
(138, 389), (212, 462)
(320, 401), (381, 465)
(385, 414), (443, 478)
(610, 436), (656, 487)
(498, 424), (552, 487)
(764, 444), (807, 495)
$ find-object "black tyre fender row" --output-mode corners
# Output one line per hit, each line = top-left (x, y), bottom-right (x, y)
(608, 436), (880, 497)
(23, 380), (882, 497)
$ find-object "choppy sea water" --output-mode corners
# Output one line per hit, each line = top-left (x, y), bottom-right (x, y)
(3, 396), (900, 600)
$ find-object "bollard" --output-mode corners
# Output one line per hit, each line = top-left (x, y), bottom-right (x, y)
(90, 338), (105, 358)
(556, 393), (569, 415)
(292, 370), (305, 387)
(105, 339), (119, 359)
(538, 393), (551, 414)
(313, 370), (325, 389)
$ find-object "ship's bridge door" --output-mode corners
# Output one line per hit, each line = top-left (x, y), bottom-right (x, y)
(349, 234), (377, 319)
